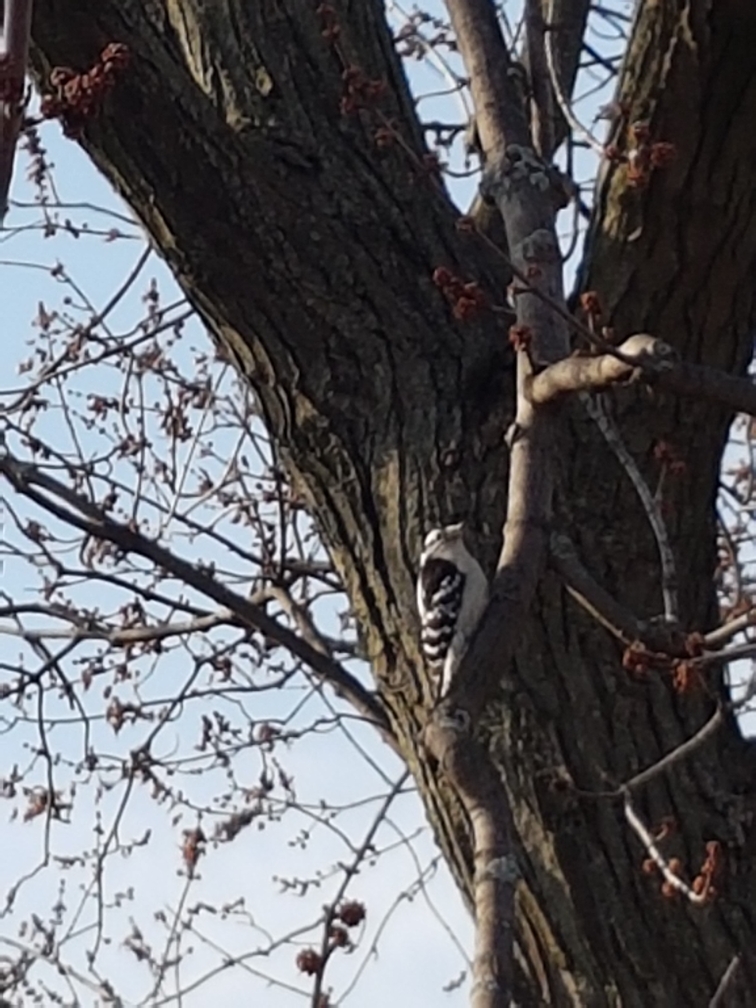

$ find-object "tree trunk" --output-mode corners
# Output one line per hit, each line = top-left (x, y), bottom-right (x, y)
(29, 1), (756, 1003)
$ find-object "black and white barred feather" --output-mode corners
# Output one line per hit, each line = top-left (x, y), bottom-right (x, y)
(416, 524), (488, 699)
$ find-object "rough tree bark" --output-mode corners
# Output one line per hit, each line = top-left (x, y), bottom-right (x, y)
(26, 1), (756, 1004)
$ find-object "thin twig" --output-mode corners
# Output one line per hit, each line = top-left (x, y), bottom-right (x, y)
(623, 794), (708, 904)
(621, 707), (724, 793)
(0, 452), (396, 746)
(703, 609), (756, 648)
(0, 610), (235, 644)
(544, 0), (605, 155)
(310, 772), (409, 1007)
(709, 954), (742, 1007)
(549, 532), (647, 644)
(582, 392), (678, 623)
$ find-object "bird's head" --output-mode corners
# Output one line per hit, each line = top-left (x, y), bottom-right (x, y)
(421, 522), (465, 560)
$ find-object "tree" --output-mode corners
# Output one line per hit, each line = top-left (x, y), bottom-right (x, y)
(3, 0), (756, 1004)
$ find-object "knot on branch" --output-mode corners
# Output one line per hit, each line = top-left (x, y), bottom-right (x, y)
(514, 228), (560, 266)
(479, 854), (520, 884)
(424, 702), (471, 750)
(618, 334), (678, 372)
(422, 703), (477, 779)
(481, 144), (551, 200)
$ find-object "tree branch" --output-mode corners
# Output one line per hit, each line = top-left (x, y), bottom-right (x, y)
(531, 333), (756, 419)
(424, 718), (517, 1008)
(621, 707), (725, 794)
(523, 0), (557, 158)
(524, 0), (592, 159)
(703, 608), (756, 649)
(543, 0), (604, 156)
(582, 392), (678, 623)
(442, 0), (572, 717)
(709, 955), (742, 1008)
(529, 334), (676, 402)
(0, 610), (235, 645)
(424, 3), (574, 1004)
(549, 532), (648, 645)
(0, 0), (33, 220)
(0, 452), (395, 746)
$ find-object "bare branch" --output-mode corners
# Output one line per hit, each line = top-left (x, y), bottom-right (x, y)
(703, 608), (756, 648)
(582, 393), (678, 624)
(543, 0), (604, 155)
(444, 0), (531, 159)
(0, 0), (33, 220)
(621, 707), (724, 794)
(531, 332), (756, 420)
(523, 0), (557, 157)
(425, 7), (574, 1004)
(709, 955), (742, 1008)
(442, 0), (572, 715)
(658, 356), (756, 417)
(310, 772), (409, 1007)
(549, 533), (648, 644)
(0, 610), (235, 645)
(0, 452), (395, 745)
(529, 334), (676, 402)
(425, 718), (516, 1008)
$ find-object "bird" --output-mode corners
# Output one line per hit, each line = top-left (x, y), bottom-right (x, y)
(416, 523), (488, 700)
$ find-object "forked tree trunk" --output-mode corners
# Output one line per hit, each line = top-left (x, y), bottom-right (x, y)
(29, 1), (756, 1003)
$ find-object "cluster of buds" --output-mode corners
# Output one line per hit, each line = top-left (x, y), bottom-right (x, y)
(508, 323), (533, 351)
(653, 439), (688, 477)
(605, 121), (676, 190)
(670, 660), (702, 695)
(578, 290), (617, 343)
(340, 65), (387, 116)
(432, 266), (487, 321)
(316, 6), (386, 114)
(316, 3), (341, 43)
(374, 123), (396, 148)
(644, 837), (721, 903)
(295, 901), (366, 977)
(416, 150), (443, 182)
(621, 640), (670, 679)
(623, 631), (709, 694)
(181, 827), (206, 873)
(336, 900), (366, 927)
(580, 290), (602, 326)
(40, 43), (131, 138)
(296, 948), (322, 976)
(670, 631), (705, 694)
(692, 840), (722, 901)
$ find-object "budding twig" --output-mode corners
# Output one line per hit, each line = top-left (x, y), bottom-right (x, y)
(623, 794), (716, 905)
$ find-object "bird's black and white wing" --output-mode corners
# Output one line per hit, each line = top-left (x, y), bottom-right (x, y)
(417, 525), (489, 699)
(417, 557), (466, 691)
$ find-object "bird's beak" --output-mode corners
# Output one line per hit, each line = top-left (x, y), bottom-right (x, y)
(444, 522), (464, 538)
